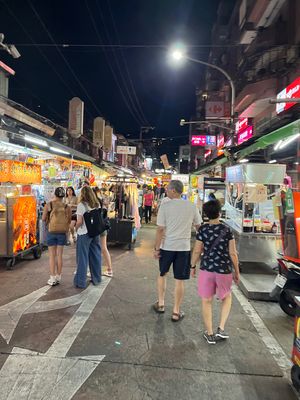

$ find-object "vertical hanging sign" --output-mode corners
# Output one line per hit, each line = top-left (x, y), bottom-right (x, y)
(93, 117), (105, 147)
(68, 97), (84, 138)
(103, 125), (113, 152)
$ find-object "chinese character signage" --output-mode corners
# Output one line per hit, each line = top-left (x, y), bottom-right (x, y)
(237, 126), (253, 145)
(0, 160), (42, 184)
(191, 135), (216, 146)
(217, 133), (225, 148)
(276, 77), (300, 114)
(12, 196), (37, 253)
(116, 146), (137, 155)
(235, 118), (253, 134)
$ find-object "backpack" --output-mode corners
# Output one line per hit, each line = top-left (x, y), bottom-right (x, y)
(83, 206), (107, 238)
(48, 201), (69, 233)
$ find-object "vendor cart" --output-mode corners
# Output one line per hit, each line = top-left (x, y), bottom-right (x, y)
(0, 194), (42, 269)
(224, 163), (286, 267)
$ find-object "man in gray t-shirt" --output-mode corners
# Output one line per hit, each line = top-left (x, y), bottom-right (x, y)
(153, 180), (201, 321)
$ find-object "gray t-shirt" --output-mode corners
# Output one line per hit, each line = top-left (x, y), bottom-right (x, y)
(157, 199), (202, 251)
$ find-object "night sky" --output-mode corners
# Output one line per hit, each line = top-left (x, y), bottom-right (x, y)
(0, 0), (220, 162)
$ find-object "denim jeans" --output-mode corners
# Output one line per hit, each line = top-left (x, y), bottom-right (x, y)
(74, 233), (101, 288)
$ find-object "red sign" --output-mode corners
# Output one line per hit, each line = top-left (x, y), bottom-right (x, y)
(235, 118), (252, 134)
(217, 133), (225, 148)
(237, 126), (253, 145)
(276, 77), (300, 114)
(191, 135), (216, 146)
(205, 101), (224, 118)
(0, 61), (15, 76)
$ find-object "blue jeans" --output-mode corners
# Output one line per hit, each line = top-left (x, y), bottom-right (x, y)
(74, 234), (101, 288)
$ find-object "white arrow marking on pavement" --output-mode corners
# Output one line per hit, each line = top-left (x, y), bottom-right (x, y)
(0, 285), (50, 344)
(0, 277), (111, 400)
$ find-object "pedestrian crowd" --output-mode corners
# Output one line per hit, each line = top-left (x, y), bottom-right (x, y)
(42, 179), (239, 345)
(42, 184), (113, 288)
(153, 179), (240, 345)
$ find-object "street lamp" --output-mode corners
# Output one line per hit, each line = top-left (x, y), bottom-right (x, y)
(0, 33), (21, 59)
(169, 46), (235, 120)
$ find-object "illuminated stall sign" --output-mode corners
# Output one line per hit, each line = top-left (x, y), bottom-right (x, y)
(217, 133), (225, 148)
(0, 160), (42, 184)
(13, 196), (37, 253)
(276, 77), (300, 114)
(191, 135), (216, 147)
(237, 126), (253, 145)
(235, 118), (253, 134)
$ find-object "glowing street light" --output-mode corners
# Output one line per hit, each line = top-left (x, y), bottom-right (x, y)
(168, 43), (235, 120)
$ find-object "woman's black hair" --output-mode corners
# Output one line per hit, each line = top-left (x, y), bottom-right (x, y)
(203, 200), (221, 220)
(66, 186), (76, 197)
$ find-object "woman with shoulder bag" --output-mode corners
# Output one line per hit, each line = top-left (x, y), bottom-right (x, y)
(93, 187), (113, 277)
(65, 186), (78, 245)
(42, 187), (72, 286)
(74, 186), (102, 288)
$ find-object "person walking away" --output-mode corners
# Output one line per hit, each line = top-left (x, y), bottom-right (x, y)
(137, 184), (144, 223)
(42, 187), (71, 286)
(65, 186), (78, 244)
(191, 200), (240, 345)
(153, 180), (202, 321)
(74, 186), (102, 288)
(143, 186), (154, 224)
(93, 187), (113, 277)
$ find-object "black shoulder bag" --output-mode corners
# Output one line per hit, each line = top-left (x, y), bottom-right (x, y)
(83, 204), (106, 238)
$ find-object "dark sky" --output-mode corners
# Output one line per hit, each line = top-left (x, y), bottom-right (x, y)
(0, 0), (220, 161)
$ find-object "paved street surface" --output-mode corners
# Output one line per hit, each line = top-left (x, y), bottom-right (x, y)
(0, 225), (298, 400)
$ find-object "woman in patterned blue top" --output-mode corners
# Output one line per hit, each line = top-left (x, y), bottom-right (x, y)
(191, 200), (240, 345)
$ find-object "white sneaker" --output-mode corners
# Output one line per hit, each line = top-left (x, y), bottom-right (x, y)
(47, 276), (57, 286)
(55, 274), (62, 284)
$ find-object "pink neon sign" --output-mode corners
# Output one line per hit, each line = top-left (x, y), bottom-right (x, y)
(191, 135), (216, 146)
(237, 126), (253, 145)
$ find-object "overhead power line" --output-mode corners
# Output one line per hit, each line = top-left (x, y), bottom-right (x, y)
(84, 0), (145, 127)
(27, 0), (103, 118)
(105, 0), (150, 126)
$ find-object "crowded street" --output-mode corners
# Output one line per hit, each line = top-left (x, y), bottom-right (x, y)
(1, 0), (300, 398)
(0, 224), (297, 400)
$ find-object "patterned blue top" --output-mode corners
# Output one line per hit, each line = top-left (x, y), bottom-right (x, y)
(196, 223), (234, 274)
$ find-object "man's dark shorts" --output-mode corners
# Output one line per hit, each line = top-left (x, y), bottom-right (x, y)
(159, 250), (191, 280)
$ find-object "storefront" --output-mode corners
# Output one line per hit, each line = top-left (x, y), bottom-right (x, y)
(224, 163), (286, 267)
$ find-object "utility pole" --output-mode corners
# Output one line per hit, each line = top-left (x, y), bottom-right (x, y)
(139, 126), (155, 141)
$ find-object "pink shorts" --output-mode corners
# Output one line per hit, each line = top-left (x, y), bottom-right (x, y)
(198, 270), (232, 300)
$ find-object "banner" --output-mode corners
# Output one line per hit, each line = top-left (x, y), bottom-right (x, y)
(160, 154), (170, 169)
(93, 117), (105, 147)
(103, 125), (113, 152)
(68, 97), (84, 138)
(0, 160), (41, 184)
(116, 146), (136, 155)
(12, 196), (37, 253)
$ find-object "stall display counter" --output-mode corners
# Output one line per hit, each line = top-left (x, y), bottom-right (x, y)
(225, 163), (286, 267)
(107, 218), (136, 250)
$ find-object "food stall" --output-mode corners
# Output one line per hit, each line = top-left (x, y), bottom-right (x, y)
(0, 160), (42, 269)
(224, 163), (286, 266)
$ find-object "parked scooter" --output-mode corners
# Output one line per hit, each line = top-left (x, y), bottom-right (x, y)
(270, 257), (300, 317)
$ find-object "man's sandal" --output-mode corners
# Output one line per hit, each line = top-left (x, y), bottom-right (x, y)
(152, 301), (165, 314)
(171, 311), (185, 322)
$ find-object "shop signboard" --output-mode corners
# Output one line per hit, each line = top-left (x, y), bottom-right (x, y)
(237, 126), (253, 145)
(162, 174), (172, 184)
(68, 97), (84, 139)
(160, 154), (170, 169)
(103, 125), (113, 152)
(0, 160), (41, 184)
(217, 133), (225, 148)
(12, 196), (37, 253)
(93, 117), (105, 147)
(276, 76), (300, 114)
(191, 135), (216, 147)
(244, 184), (267, 203)
(205, 101), (224, 118)
(285, 188), (295, 214)
(175, 174), (189, 185)
(116, 146), (136, 155)
(235, 117), (253, 134)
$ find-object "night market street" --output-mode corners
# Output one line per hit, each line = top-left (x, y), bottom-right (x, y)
(0, 224), (297, 400)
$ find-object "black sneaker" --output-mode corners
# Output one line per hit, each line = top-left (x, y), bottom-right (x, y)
(215, 327), (229, 340)
(203, 331), (216, 345)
